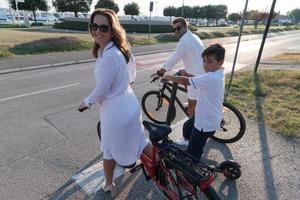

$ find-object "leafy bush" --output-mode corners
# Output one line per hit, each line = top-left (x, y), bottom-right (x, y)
(31, 22), (44, 26)
(122, 24), (173, 33)
(54, 21), (89, 31)
(54, 20), (173, 33)
(155, 33), (178, 43)
(283, 26), (293, 31)
(211, 32), (226, 37)
(226, 31), (239, 36)
(250, 29), (264, 34)
(195, 32), (214, 39)
(0, 24), (27, 28)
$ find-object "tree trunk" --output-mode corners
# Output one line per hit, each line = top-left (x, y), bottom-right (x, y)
(33, 11), (36, 23)
(75, 12), (78, 17)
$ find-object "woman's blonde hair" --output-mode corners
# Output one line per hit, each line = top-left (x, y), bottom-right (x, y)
(89, 8), (131, 63)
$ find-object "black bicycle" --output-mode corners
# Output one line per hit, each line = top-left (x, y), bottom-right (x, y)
(141, 77), (246, 143)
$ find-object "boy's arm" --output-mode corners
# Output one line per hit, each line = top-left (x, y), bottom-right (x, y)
(162, 75), (191, 86)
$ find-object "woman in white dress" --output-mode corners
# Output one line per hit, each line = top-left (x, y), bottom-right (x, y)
(79, 8), (148, 196)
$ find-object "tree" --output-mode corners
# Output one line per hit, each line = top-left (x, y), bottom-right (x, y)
(215, 5), (227, 25)
(124, 2), (139, 20)
(177, 6), (192, 18)
(228, 13), (241, 23)
(94, 0), (119, 14)
(289, 8), (300, 23)
(52, 0), (92, 17)
(192, 6), (205, 23)
(203, 5), (217, 26)
(249, 10), (278, 29)
(10, 0), (48, 23)
(163, 6), (177, 21)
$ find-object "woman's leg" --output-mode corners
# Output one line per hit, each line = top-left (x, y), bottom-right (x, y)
(103, 159), (116, 186)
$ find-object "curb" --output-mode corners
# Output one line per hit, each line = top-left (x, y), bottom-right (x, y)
(0, 49), (175, 75)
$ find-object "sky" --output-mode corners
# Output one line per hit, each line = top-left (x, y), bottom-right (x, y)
(0, 0), (299, 16)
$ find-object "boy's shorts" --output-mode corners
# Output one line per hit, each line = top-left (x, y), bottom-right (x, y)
(187, 86), (199, 100)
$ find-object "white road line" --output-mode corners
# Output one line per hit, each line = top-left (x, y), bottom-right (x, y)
(0, 83), (79, 102)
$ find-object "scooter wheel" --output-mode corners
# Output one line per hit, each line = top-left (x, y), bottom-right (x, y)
(219, 160), (241, 180)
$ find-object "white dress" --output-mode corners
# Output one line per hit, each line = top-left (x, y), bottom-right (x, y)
(83, 42), (147, 166)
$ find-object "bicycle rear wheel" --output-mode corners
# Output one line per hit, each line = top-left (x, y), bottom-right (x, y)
(157, 166), (196, 200)
(142, 91), (176, 124)
(211, 102), (246, 143)
(202, 186), (222, 200)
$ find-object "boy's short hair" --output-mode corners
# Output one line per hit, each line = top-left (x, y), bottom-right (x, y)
(202, 44), (225, 61)
(173, 17), (188, 27)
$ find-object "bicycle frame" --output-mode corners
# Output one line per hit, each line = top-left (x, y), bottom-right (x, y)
(160, 82), (188, 125)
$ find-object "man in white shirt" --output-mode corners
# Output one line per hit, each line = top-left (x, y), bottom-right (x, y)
(154, 17), (205, 117)
(161, 44), (225, 162)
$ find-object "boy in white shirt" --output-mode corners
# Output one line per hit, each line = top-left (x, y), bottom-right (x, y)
(161, 44), (225, 162)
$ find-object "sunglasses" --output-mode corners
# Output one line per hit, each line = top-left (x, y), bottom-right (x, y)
(172, 26), (184, 32)
(89, 23), (110, 33)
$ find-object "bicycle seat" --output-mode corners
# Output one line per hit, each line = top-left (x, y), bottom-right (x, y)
(143, 120), (172, 142)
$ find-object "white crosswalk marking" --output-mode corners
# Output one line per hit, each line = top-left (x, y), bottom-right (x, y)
(72, 160), (125, 197)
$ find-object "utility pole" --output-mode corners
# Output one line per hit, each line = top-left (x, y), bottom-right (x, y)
(148, 1), (153, 44)
(181, 0), (185, 17)
(254, 0), (277, 73)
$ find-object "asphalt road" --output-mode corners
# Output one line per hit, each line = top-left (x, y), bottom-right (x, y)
(0, 31), (300, 200)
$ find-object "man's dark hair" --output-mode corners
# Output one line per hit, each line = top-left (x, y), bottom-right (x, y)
(173, 17), (188, 27)
(202, 44), (225, 61)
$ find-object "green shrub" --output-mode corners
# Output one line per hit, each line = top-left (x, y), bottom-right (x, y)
(31, 22), (44, 26)
(155, 33), (178, 43)
(122, 23), (172, 33)
(54, 20), (173, 33)
(250, 29), (264, 34)
(0, 24), (27, 28)
(283, 26), (293, 31)
(195, 32), (214, 39)
(211, 31), (226, 37)
(226, 31), (239, 36)
(53, 21), (89, 31)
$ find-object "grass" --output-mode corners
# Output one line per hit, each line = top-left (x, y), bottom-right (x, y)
(269, 53), (300, 62)
(226, 69), (300, 138)
(0, 28), (93, 58)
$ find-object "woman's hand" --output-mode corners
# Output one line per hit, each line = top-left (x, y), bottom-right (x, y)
(78, 100), (91, 112)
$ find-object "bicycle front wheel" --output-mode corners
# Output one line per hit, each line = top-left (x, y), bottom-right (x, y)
(142, 91), (176, 124)
(211, 102), (246, 143)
